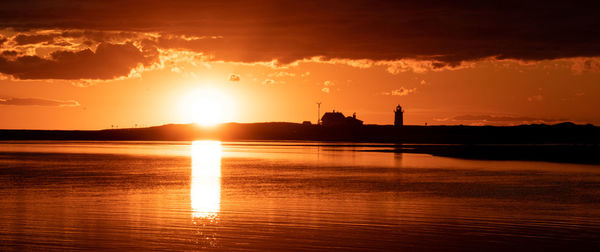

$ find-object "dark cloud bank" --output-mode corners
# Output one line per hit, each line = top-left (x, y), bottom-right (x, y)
(0, 0), (599, 79)
(0, 42), (152, 79)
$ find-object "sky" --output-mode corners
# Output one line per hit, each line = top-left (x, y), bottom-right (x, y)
(0, 0), (599, 129)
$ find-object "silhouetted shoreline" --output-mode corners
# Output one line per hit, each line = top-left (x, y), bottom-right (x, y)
(1, 122), (599, 164)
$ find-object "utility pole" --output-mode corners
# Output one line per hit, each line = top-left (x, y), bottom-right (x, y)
(316, 102), (322, 125)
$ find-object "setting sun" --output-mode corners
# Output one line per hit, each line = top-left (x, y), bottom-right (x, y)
(180, 88), (233, 127)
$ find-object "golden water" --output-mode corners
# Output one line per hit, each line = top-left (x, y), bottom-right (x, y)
(1, 141), (599, 250)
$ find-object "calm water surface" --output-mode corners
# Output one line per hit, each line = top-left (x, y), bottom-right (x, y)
(0, 141), (599, 251)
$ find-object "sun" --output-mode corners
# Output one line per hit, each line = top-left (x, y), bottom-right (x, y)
(180, 88), (233, 127)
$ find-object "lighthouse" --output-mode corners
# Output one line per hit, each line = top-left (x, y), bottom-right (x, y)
(394, 105), (403, 127)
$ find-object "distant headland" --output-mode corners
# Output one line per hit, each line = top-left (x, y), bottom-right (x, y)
(2, 104), (599, 164)
(0, 121), (598, 143)
(1, 120), (600, 164)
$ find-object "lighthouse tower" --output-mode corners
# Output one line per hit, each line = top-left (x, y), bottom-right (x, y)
(394, 105), (403, 127)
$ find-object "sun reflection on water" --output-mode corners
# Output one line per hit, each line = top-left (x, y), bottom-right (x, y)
(191, 140), (222, 221)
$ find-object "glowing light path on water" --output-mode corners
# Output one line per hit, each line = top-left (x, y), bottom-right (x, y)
(190, 140), (222, 220)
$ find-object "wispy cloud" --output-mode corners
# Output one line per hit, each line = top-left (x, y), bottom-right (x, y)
(268, 71), (296, 78)
(527, 94), (543, 102)
(228, 73), (240, 82)
(453, 115), (567, 124)
(262, 78), (275, 85)
(382, 87), (417, 96)
(571, 57), (600, 74)
(0, 97), (80, 107)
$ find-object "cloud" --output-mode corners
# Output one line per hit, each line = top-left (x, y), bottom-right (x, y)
(0, 1), (599, 67)
(384, 60), (456, 73)
(262, 78), (275, 85)
(170, 66), (182, 73)
(0, 97), (80, 107)
(528, 94), (543, 102)
(228, 73), (240, 81)
(571, 57), (600, 74)
(320, 81), (334, 93)
(382, 87), (417, 96)
(268, 71), (296, 78)
(13, 34), (57, 45)
(0, 42), (155, 80)
(453, 115), (567, 124)
(1, 50), (18, 57)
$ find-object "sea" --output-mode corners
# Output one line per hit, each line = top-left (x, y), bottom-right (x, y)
(0, 141), (599, 251)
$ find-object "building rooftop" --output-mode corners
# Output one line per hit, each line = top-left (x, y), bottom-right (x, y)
(321, 110), (363, 127)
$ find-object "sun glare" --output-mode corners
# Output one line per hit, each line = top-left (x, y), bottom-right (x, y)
(180, 88), (233, 127)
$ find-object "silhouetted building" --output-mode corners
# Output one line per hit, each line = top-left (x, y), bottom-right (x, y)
(394, 105), (403, 127)
(302, 121), (312, 125)
(321, 110), (363, 127)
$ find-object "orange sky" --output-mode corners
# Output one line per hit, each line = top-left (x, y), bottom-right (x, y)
(0, 1), (599, 129)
